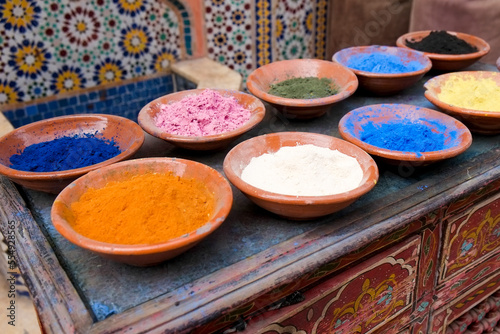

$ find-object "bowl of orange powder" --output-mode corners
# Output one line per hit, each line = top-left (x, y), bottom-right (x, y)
(51, 158), (233, 266)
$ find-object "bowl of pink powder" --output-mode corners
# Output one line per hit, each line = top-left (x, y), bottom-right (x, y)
(223, 132), (379, 220)
(138, 88), (266, 150)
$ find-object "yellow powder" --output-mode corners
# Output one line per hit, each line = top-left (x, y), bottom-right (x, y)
(437, 76), (500, 112)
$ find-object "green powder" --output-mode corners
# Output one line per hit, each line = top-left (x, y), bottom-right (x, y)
(268, 77), (338, 99)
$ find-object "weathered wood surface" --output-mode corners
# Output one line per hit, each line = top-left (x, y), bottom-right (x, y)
(0, 63), (499, 333)
(0, 178), (93, 333)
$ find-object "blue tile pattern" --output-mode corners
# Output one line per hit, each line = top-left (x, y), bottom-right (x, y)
(3, 75), (174, 128)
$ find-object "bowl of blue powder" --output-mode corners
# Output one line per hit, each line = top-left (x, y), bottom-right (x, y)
(332, 45), (432, 95)
(338, 104), (472, 166)
(0, 114), (145, 193)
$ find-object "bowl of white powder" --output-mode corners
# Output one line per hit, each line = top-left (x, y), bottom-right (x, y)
(223, 132), (379, 220)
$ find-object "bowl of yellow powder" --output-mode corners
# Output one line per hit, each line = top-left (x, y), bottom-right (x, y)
(51, 158), (233, 266)
(246, 59), (358, 119)
(223, 132), (378, 220)
(424, 71), (500, 134)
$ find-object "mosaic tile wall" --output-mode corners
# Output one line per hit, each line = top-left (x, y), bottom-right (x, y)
(204, 0), (329, 81)
(0, 0), (184, 105)
(1, 0), (329, 127)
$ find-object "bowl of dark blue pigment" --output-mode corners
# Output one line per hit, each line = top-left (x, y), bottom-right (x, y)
(338, 104), (472, 167)
(0, 114), (144, 193)
(332, 45), (432, 95)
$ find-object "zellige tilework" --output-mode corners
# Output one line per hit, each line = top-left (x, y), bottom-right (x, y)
(0, 0), (182, 104)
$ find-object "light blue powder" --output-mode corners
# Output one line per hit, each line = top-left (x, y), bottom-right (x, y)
(346, 53), (424, 74)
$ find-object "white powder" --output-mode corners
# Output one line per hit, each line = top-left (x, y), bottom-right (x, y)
(241, 144), (364, 196)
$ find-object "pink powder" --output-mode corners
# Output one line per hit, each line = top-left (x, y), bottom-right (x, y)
(154, 89), (252, 136)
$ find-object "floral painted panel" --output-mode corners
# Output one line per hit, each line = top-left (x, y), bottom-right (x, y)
(0, 0), (182, 104)
(441, 193), (500, 281)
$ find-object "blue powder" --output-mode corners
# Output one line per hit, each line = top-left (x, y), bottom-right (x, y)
(359, 120), (453, 153)
(346, 53), (424, 74)
(10, 134), (121, 172)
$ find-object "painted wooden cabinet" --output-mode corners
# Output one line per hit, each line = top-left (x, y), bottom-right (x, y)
(194, 182), (500, 334)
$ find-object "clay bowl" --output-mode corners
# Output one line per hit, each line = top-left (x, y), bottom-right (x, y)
(338, 104), (472, 167)
(0, 114), (144, 193)
(246, 59), (358, 119)
(396, 31), (490, 71)
(51, 158), (233, 266)
(424, 71), (500, 135)
(223, 132), (378, 220)
(138, 89), (265, 150)
(332, 45), (432, 95)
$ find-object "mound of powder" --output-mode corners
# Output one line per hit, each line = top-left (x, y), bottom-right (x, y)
(268, 77), (338, 99)
(9, 134), (121, 172)
(155, 89), (252, 136)
(359, 120), (455, 154)
(405, 30), (478, 55)
(241, 144), (363, 196)
(346, 53), (424, 74)
(436, 76), (500, 112)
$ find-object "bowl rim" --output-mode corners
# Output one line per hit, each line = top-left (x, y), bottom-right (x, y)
(338, 103), (473, 162)
(246, 58), (359, 107)
(423, 71), (500, 118)
(0, 114), (145, 180)
(137, 88), (266, 144)
(51, 157), (233, 255)
(222, 131), (379, 205)
(331, 45), (432, 78)
(395, 30), (491, 60)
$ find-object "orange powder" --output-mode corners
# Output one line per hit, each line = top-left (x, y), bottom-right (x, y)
(70, 172), (215, 245)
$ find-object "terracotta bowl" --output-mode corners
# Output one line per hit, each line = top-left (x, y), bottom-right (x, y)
(332, 45), (432, 95)
(246, 59), (358, 119)
(424, 71), (500, 135)
(0, 114), (144, 193)
(338, 104), (472, 167)
(396, 31), (490, 71)
(138, 89), (265, 150)
(223, 132), (378, 220)
(51, 158), (233, 266)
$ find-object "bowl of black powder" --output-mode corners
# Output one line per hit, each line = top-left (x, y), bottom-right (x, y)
(396, 30), (490, 71)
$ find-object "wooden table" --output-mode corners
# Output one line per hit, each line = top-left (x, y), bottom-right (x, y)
(1, 63), (499, 334)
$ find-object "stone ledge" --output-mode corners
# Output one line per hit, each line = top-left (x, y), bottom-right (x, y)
(0, 113), (14, 134)
(171, 57), (243, 91)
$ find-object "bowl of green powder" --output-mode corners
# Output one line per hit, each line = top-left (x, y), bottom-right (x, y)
(246, 59), (358, 119)
(332, 45), (432, 95)
(396, 30), (490, 71)
(424, 71), (500, 134)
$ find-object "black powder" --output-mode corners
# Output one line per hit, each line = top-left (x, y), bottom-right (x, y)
(405, 30), (478, 55)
